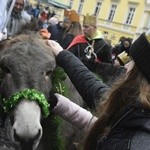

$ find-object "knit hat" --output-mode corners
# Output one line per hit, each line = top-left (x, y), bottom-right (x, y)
(129, 33), (150, 82)
(83, 14), (97, 26)
(48, 17), (58, 25)
(64, 9), (80, 22)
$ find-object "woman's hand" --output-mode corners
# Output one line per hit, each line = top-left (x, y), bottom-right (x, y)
(46, 40), (63, 56)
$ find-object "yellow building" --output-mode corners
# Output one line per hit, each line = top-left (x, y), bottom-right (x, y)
(29, 0), (71, 19)
(69, 0), (150, 45)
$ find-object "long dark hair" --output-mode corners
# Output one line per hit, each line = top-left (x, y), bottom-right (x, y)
(84, 64), (150, 150)
(63, 21), (82, 38)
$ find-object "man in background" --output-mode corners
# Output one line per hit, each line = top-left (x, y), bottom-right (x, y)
(7, 0), (31, 37)
(47, 9), (71, 44)
(67, 14), (112, 71)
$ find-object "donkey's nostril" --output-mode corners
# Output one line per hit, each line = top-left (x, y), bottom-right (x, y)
(34, 129), (42, 142)
(13, 127), (43, 150)
(13, 129), (21, 143)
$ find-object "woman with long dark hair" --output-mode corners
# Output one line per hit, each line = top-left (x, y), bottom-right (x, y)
(47, 31), (150, 150)
(60, 10), (82, 49)
(61, 21), (82, 49)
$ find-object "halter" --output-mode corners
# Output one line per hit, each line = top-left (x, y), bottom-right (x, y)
(1, 89), (50, 118)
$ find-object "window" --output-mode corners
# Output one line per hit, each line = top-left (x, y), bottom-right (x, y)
(108, 4), (117, 21)
(69, 0), (74, 8)
(94, 2), (102, 16)
(146, 0), (150, 4)
(143, 13), (150, 29)
(78, 0), (84, 14)
(125, 7), (135, 25)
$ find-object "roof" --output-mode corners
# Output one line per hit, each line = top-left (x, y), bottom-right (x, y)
(40, 0), (70, 9)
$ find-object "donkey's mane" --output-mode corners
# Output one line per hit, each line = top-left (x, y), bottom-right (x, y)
(0, 32), (54, 57)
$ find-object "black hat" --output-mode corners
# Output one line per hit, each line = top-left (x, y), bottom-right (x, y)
(130, 33), (150, 82)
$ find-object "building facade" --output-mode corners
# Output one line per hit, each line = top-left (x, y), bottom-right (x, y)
(68, 0), (150, 45)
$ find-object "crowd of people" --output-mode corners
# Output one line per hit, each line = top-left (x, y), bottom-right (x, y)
(1, 0), (150, 150)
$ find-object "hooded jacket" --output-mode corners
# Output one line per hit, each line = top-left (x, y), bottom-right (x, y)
(96, 107), (150, 150)
(0, 0), (8, 32)
(7, 0), (31, 37)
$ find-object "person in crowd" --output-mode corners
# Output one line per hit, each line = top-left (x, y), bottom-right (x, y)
(51, 10), (56, 18)
(48, 16), (59, 26)
(38, 6), (49, 28)
(42, 20), (49, 29)
(40, 6), (49, 22)
(47, 10), (52, 20)
(114, 50), (131, 66)
(25, 3), (33, 15)
(112, 37), (132, 60)
(46, 30), (150, 149)
(0, 0), (8, 41)
(32, 4), (40, 18)
(67, 14), (112, 72)
(60, 9), (82, 49)
(47, 9), (71, 44)
(7, 0), (31, 37)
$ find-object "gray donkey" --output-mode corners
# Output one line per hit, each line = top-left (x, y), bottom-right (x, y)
(0, 33), (84, 150)
(0, 32), (125, 150)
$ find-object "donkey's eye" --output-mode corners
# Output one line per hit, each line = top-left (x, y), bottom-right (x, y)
(46, 70), (52, 77)
(0, 67), (11, 82)
(0, 67), (11, 75)
(44, 70), (52, 81)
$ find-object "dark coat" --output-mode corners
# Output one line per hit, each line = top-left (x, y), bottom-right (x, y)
(56, 50), (108, 109)
(60, 33), (75, 49)
(97, 107), (150, 150)
(68, 37), (113, 72)
(47, 23), (65, 44)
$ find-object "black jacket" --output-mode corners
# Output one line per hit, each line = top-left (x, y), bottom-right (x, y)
(97, 107), (150, 150)
(47, 23), (65, 44)
(56, 50), (108, 109)
(60, 33), (75, 49)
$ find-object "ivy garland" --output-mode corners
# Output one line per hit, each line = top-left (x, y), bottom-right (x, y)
(2, 89), (50, 118)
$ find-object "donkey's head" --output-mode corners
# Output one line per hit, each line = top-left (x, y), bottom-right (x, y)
(0, 34), (56, 150)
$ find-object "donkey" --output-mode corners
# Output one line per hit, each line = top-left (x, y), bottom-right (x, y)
(0, 33), (84, 150)
(0, 32), (125, 150)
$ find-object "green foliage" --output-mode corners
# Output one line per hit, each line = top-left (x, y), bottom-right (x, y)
(43, 115), (66, 150)
(1, 89), (50, 118)
(49, 66), (70, 149)
(52, 67), (69, 97)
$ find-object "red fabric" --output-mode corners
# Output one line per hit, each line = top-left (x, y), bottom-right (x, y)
(40, 11), (48, 22)
(67, 35), (88, 50)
